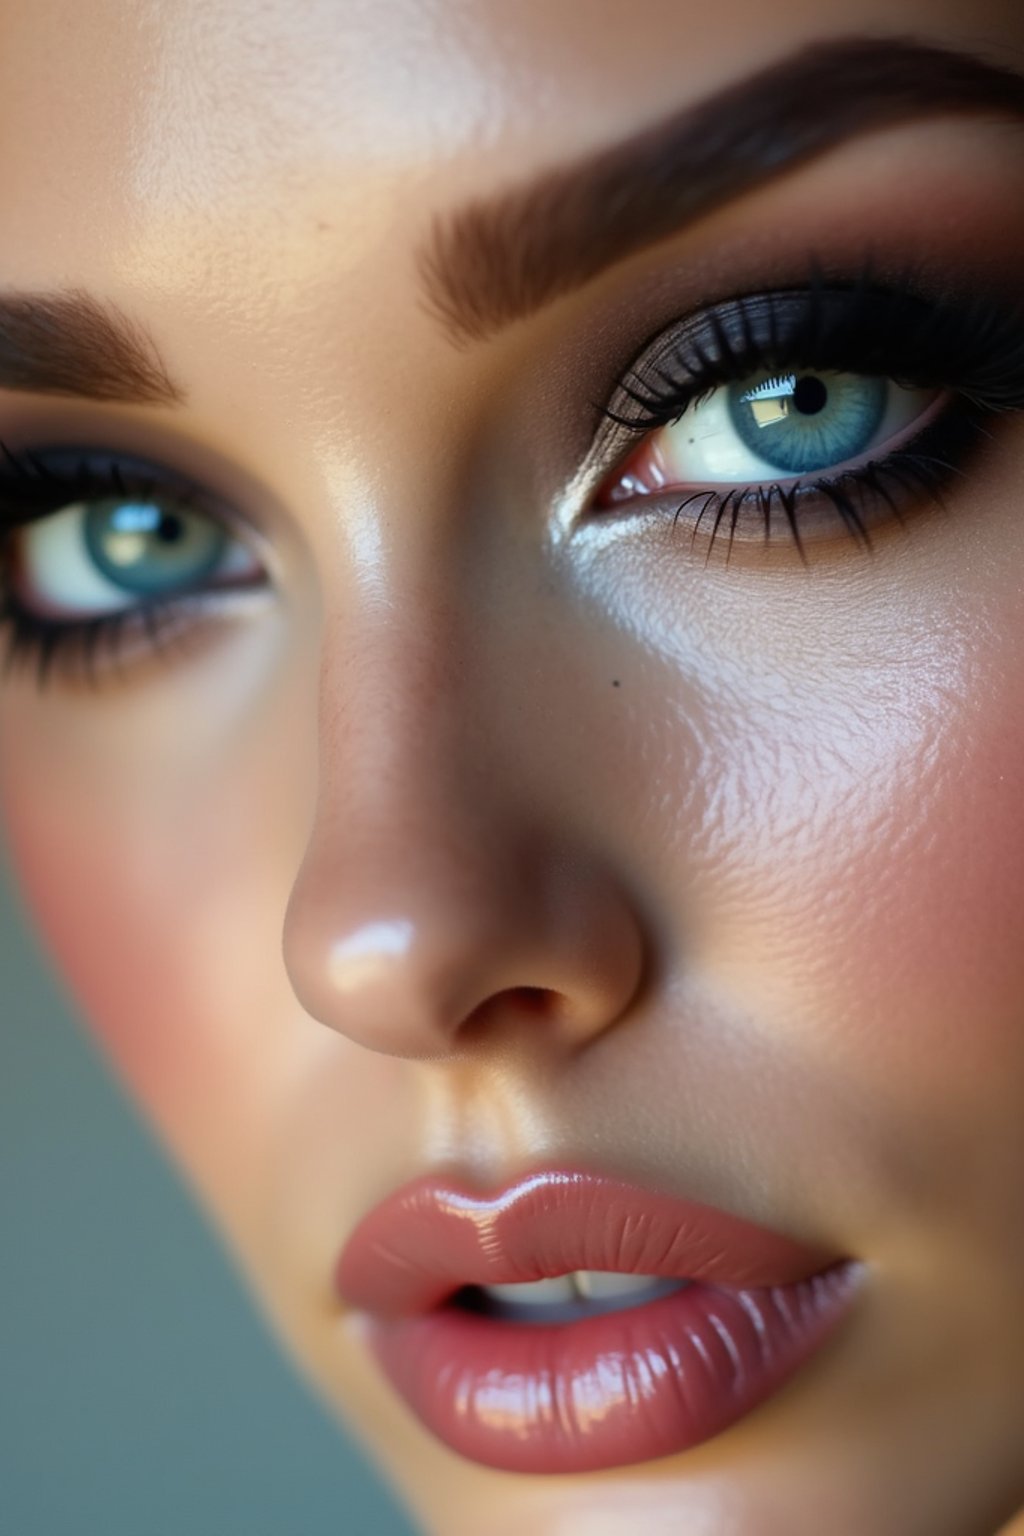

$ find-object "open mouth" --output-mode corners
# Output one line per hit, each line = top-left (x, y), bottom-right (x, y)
(335, 1167), (864, 1474)
(453, 1269), (691, 1324)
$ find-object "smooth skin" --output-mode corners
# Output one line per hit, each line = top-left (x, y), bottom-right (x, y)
(0, 2), (1022, 1532)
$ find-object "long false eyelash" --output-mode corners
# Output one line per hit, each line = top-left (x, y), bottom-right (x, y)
(594, 268), (1024, 559)
(670, 400), (980, 566)
(677, 447), (960, 565)
(602, 267), (1024, 434)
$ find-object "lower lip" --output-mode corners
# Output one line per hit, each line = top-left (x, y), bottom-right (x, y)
(360, 1262), (862, 1474)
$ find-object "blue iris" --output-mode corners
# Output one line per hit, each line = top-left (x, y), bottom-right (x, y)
(727, 371), (887, 475)
(84, 499), (227, 595)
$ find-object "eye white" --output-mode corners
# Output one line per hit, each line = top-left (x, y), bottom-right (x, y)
(654, 376), (938, 484)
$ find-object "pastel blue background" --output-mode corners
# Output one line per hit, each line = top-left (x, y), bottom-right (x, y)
(0, 846), (416, 1536)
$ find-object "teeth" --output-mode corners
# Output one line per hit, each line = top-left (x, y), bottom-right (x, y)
(484, 1276), (578, 1308)
(476, 1270), (691, 1324)
(574, 1270), (675, 1302)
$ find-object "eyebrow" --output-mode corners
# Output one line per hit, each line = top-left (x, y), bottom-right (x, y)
(419, 35), (1024, 345)
(0, 289), (182, 405)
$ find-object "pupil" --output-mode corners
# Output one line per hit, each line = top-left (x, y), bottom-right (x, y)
(792, 375), (828, 416)
(156, 513), (184, 544)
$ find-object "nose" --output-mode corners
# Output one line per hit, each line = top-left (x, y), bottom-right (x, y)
(281, 636), (645, 1061)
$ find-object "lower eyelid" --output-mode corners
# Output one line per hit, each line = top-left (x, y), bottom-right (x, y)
(0, 582), (275, 689)
(584, 390), (986, 556)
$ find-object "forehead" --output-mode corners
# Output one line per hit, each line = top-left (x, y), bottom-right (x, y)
(0, 0), (1002, 279)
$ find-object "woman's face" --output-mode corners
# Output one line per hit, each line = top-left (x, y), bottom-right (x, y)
(1, 1), (1023, 1531)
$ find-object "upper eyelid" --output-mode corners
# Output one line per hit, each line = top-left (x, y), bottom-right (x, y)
(597, 279), (1024, 435)
(0, 446), (276, 567)
(607, 286), (921, 418)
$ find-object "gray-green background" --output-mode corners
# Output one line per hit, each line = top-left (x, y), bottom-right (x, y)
(0, 844), (416, 1536)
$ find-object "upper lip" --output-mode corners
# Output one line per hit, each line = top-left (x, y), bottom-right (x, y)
(334, 1166), (845, 1318)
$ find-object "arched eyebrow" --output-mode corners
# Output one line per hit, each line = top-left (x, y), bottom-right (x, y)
(0, 289), (182, 405)
(418, 34), (1024, 346)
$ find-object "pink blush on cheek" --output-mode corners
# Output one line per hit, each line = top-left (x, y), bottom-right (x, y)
(0, 764), (280, 1179)
(762, 664), (1024, 1122)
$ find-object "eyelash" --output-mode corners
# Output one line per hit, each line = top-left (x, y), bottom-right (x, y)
(0, 451), (262, 686)
(591, 267), (1024, 556)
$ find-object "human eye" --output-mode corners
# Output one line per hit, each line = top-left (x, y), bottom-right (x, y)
(586, 270), (1024, 559)
(0, 447), (268, 685)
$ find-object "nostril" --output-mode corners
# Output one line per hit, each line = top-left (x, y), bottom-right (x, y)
(508, 985), (556, 1013)
(457, 983), (583, 1056)
(283, 822), (645, 1059)
(493, 985), (565, 1019)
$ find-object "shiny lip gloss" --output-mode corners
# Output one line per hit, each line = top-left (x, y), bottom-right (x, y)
(334, 1167), (864, 1474)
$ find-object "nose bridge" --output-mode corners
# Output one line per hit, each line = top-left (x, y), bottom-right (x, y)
(281, 573), (646, 1060)
(310, 593), (502, 907)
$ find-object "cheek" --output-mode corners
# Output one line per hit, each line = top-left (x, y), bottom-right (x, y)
(732, 662), (1024, 1268)
(0, 732), (285, 1171)
(706, 601), (1024, 1141)
(0, 747), (409, 1369)
(0, 644), (334, 1228)
(833, 697), (1024, 1069)
(574, 490), (1024, 1195)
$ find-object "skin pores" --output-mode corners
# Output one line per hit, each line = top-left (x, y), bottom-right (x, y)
(0, 1), (1023, 1533)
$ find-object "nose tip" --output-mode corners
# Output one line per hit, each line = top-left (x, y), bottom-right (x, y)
(282, 842), (646, 1061)
(328, 919), (417, 995)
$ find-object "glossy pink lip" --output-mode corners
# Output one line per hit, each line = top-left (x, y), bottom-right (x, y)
(335, 1168), (862, 1474)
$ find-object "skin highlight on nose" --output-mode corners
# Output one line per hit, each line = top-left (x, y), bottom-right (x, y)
(328, 919), (418, 993)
